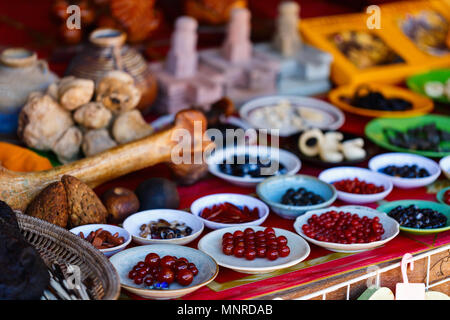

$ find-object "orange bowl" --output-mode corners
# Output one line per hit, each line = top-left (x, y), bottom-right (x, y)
(328, 83), (434, 118)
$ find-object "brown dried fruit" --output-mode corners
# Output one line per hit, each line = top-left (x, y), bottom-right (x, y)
(62, 175), (108, 228)
(25, 181), (69, 228)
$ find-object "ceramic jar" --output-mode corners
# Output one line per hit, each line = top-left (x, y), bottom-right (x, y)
(66, 28), (158, 114)
(0, 48), (58, 133)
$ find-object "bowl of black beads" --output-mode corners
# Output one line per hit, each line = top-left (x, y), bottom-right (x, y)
(257, 174), (337, 219)
(377, 200), (450, 235)
(369, 153), (441, 189)
(207, 145), (301, 187)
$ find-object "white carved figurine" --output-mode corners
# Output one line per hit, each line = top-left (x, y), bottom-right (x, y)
(221, 8), (252, 63)
(165, 16), (199, 78)
(273, 1), (302, 57)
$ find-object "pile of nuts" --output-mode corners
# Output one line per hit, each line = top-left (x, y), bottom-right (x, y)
(139, 219), (193, 239)
(78, 228), (125, 249)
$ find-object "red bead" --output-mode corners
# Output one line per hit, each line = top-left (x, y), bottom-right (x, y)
(144, 253), (160, 267)
(188, 263), (199, 276)
(266, 248), (279, 261)
(256, 246), (267, 258)
(233, 230), (244, 238)
(160, 255), (176, 269)
(222, 244), (234, 255)
(157, 267), (175, 284)
(176, 269), (194, 286)
(264, 227), (275, 236)
(278, 246), (290, 257)
(244, 248), (256, 260)
(144, 277), (154, 286)
(233, 246), (245, 258)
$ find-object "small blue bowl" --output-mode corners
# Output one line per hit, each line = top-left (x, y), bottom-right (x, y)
(256, 174), (337, 219)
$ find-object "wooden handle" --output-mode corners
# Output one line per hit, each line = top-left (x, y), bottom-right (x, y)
(0, 109), (211, 211)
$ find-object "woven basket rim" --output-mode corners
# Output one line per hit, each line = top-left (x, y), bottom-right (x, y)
(16, 212), (121, 300)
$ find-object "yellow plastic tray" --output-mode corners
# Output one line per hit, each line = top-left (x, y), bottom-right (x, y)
(328, 83), (434, 118)
(300, 0), (450, 86)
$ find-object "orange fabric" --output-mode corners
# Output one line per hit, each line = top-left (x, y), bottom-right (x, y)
(0, 142), (52, 172)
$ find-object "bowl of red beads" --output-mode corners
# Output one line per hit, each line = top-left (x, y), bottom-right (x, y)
(318, 167), (393, 204)
(198, 226), (310, 274)
(109, 244), (218, 299)
(190, 193), (270, 229)
(294, 206), (399, 253)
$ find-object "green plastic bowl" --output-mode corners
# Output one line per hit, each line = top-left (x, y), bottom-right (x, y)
(365, 114), (450, 158)
(377, 200), (450, 235)
(437, 187), (450, 206)
(407, 69), (450, 104)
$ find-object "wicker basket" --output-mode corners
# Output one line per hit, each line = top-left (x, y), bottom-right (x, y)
(16, 213), (120, 300)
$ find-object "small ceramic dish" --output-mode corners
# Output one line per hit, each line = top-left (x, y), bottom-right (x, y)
(239, 95), (345, 137)
(190, 193), (270, 229)
(368, 153), (441, 189)
(123, 209), (204, 245)
(294, 206), (399, 253)
(377, 200), (450, 235)
(70, 224), (131, 257)
(318, 167), (393, 204)
(198, 226), (310, 274)
(440, 155), (450, 180)
(256, 174), (337, 219)
(329, 83), (434, 118)
(110, 244), (218, 299)
(284, 130), (378, 168)
(206, 145), (301, 187)
(437, 187), (450, 206)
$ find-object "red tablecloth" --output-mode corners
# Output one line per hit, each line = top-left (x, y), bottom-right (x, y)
(1, 0), (449, 300)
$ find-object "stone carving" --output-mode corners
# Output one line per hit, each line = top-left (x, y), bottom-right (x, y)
(165, 17), (198, 78)
(273, 1), (302, 58)
(221, 8), (252, 63)
(150, 16), (222, 114)
(199, 8), (280, 105)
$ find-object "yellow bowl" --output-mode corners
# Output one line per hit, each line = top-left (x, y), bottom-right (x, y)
(328, 83), (434, 118)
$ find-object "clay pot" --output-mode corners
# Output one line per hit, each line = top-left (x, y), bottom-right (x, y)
(0, 48), (58, 133)
(65, 28), (158, 114)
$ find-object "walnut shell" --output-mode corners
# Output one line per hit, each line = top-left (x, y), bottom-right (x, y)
(25, 181), (69, 228)
(61, 175), (108, 228)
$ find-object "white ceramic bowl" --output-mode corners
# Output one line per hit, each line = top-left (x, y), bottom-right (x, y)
(239, 95), (345, 137)
(123, 209), (204, 245)
(110, 244), (218, 299)
(318, 167), (393, 204)
(368, 153), (441, 188)
(207, 145), (301, 187)
(198, 226), (310, 274)
(294, 206), (399, 253)
(440, 155), (450, 180)
(70, 224), (131, 257)
(190, 193), (269, 229)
